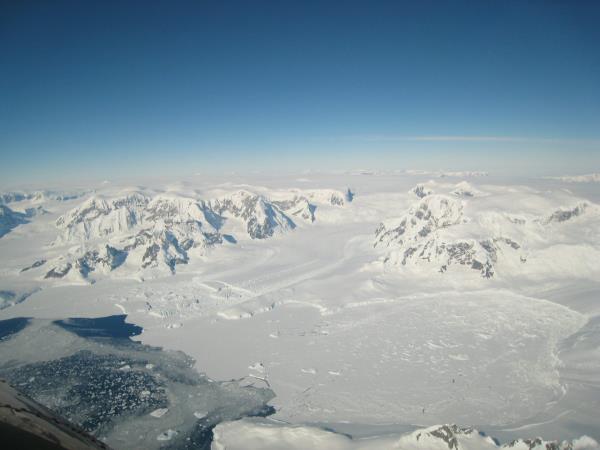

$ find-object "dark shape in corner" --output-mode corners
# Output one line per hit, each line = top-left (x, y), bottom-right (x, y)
(0, 379), (110, 450)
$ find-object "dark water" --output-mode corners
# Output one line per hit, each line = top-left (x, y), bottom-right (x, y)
(5, 350), (167, 432)
(54, 314), (143, 338)
(0, 314), (275, 449)
(0, 317), (30, 341)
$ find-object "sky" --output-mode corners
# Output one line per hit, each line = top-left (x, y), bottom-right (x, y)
(1, 0), (599, 185)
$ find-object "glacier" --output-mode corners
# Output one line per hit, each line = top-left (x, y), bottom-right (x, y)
(0, 172), (599, 448)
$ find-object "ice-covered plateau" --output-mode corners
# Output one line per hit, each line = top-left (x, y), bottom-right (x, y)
(1, 175), (600, 449)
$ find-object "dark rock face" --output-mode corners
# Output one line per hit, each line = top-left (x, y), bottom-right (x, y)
(330, 194), (345, 206)
(375, 194), (532, 278)
(375, 196), (463, 248)
(430, 424), (468, 449)
(210, 192), (295, 239)
(21, 259), (47, 272)
(141, 243), (161, 269)
(445, 242), (495, 278)
(247, 204), (295, 239)
(411, 184), (432, 199)
(45, 245), (129, 279)
(76, 246), (128, 277)
(45, 263), (73, 279)
(414, 425), (475, 450)
(504, 437), (574, 450)
(545, 203), (587, 224)
(345, 188), (354, 202)
(273, 196), (316, 223)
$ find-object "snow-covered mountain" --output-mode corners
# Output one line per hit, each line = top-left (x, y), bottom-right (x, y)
(544, 202), (588, 224)
(272, 195), (317, 222)
(55, 192), (151, 241)
(40, 188), (349, 280)
(374, 193), (504, 278)
(404, 169), (489, 178)
(451, 180), (483, 198)
(212, 420), (598, 450)
(375, 183), (600, 279)
(0, 189), (85, 205)
(48, 193), (219, 278)
(2, 175), (600, 448)
(208, 190), (295, 239)
(547, 173), (600, 183)
(410, 183), (433, 199)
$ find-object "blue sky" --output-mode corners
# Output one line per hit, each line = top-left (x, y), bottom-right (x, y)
(1, 1), (599, 185)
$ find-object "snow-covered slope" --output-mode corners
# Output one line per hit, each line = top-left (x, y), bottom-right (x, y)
(547, 173), (600, 183)
(0, 205), (29, 238)
(55, 192), (151, 241)
(410, 183), (434, 198)
(2, 174), (600, 448)
(374, 193), (505, 278)
(0, 189), (85, 205)
(212, 420), (599, 450)
(208, 190), (295, 239)
(48, 193), (219, 278)
(375, 182), (600, 279)
(39, 187), (348, 280)
(452, 181), (483, 198)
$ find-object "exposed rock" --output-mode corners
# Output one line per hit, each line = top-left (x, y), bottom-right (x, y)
(411, 183), (433, 199)
(545, 203), (587, 224)
(376, 195), (523, 278)
(209, 190), (295, 239)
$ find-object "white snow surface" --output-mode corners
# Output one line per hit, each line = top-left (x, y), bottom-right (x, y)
(212, 420), (599, 450)
(1, 172), (600, 445)
(546, 173), (600, 183)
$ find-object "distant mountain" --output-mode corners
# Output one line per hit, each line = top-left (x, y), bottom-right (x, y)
(404, 169), (489, 178)
(0, 190), (85, 205)
(547, 173), (600, 183)
(49, 192), (220, 278)
(410, 183), (433, 198)
(55, 192), (151, 241)
(208, 190), (295, 239)
(375, 194), (506, 278)
(212, 420), (598, 450)
(374, 183), (598, 279)
(544, 202), (588, 224)
(451, 181), (482, 198)
(39, 188), (348, 280)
